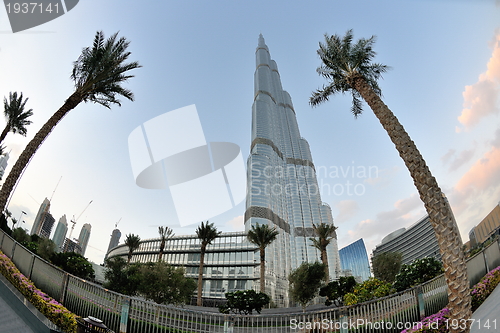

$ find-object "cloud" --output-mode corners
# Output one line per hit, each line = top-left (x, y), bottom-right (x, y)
(364, 166), (399, 188)
(343, 193), (425, 254)
(441, 148), (475, 172)
(335, 200), (359, 224)
(457, 32), (500, 131)
(226, 215), (244, 231)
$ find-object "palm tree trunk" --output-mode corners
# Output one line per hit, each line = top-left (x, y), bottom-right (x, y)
(197, 245), (206, 306)
(321, 250), (329, 282)
(260, 247), (266, 293)
(0, 91), (83, 212)
(0, 125), (10, 144)
(349, 74), (471, 331)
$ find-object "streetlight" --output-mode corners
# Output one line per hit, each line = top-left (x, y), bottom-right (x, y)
(16, 211), (26, 229)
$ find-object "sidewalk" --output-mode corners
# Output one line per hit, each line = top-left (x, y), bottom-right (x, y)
(470, 283), (500, 332)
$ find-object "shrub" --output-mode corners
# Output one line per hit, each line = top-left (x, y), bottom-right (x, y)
(393, 257), (443, 292)
(471, 265), (500, 311)
(219, 289), (270, 315)
(400, 307), (450, 333)
(0, 250), (77, 333)
(344, 277), (395, 305)
(319, 276), (357, 306)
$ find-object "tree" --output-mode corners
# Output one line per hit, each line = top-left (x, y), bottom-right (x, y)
(157, 226), (174, 262)
(288, 261), (326, 311)
(12, 227), (30, 244)
(371, 252), (402, 283)
(51, 252), (95, 280)
(104, 257), (141, 296)
(309, 222), (337, 282)
(310, 30), (471, 328)
(247, 223), (279, 293)
(393, 257), (444, 292)
(319, 276), (357, 307)
(124, 234), (141, 264)
(1, 92), (33, 144)
(343, 277), (395, 306)
(195, 221), (221, 306)
(36, 237), (56, 261)
(219, 290), (270, 315)
(0, 31), (140, 213)
(138, 262), (196, 306)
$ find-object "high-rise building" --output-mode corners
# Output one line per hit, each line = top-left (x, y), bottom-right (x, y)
(31, 197), (50, 236)
(245, 35), (340, 307)
(78, 223), (91, 256)
(105, 228), (122, 260)
(468, 203), (500, 246)
(52, 215), (68, 251)
(0, 152), (9, 180)
(339, 238), (371, 282)
(372, 215), (441, 265)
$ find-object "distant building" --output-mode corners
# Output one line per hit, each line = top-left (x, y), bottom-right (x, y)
(105, 229), (121, 260)
(339, 239), (371, 282)
(52, 215), (68, 251)
(38, 211), (55, 238)
(63, 238), (82, 254)
(469, 203), (500, 246)
(78, 223), (91, 256)
(0, 152), (9, 179)
(372, 215), (441, 265)
(31, 198), (50, 236)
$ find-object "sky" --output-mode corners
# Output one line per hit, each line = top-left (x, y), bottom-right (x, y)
(0, 0), (499, 265)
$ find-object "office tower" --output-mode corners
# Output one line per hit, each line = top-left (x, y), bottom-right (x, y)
(245, 35), (340, 306)
(105, 228), (122, 260)
(78, 223), (91, 256)
(52, 215), (68, 251)
(339, 238), (371, 282)
(372, 215), (441, 265)
(0, 152), (9, 180)
(31, 197), (50, 236)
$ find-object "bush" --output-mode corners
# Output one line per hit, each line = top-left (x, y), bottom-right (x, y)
(400, 307), (450, 333)
(0, 250), (77, 333)
(51, 252), (95, 280)
(471, 265), (500, 311)
(393, 257), (443, 292)
(219, 289), (270, 315)
(344, 277), (395, 305)
(319, 276), (357, 306)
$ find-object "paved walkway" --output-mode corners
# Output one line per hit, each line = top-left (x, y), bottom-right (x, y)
(470, 283), (500, 332)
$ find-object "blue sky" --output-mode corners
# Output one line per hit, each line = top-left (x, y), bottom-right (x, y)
(0, 0), (499, 264)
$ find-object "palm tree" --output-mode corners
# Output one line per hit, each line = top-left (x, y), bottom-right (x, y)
(0, 31), (140, 213)
(1, 92), (33, 144)
(157, 226), (174, 262)
(310, 30), (471, 329)
(247, 223), (279, 294)
(309, 222), (337, 282)
(124, 234), (141, 264)
(195, 221), (221, 306)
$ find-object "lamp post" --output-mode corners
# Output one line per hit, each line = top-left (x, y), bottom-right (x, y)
(15, 210), (26, 229)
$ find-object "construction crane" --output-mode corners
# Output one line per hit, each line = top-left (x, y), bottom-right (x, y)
(68, 200), (93, 239)
(115, 217), (122, 229)
(49, 176), (62, 202)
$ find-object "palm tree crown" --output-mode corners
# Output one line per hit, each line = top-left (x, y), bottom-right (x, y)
(1, 92), (33, 143)
(309, 223), (337, 281)
(124, 233), (141, 264)
(310, 30), (471, 331)
(0, 31), (140, 213)
(195, 221), (221, 306)
(158, 226), (174, 262)
(247, 223), (279, 293)
(310, 29), (389, 117)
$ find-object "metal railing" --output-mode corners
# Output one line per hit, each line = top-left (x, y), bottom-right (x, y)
(1, 228), (498, 333)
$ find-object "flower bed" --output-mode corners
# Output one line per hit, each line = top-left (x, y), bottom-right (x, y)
(471, 265), (500, 311)
(400, 307), (449, 333)
(0, 250), (77, 333)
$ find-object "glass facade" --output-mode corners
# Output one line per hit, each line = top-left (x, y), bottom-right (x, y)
(106, 232), (258, 299)
(372, 215), (442, 265)
(244, 35), (340, 307)
(339, 238), (371, 282)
